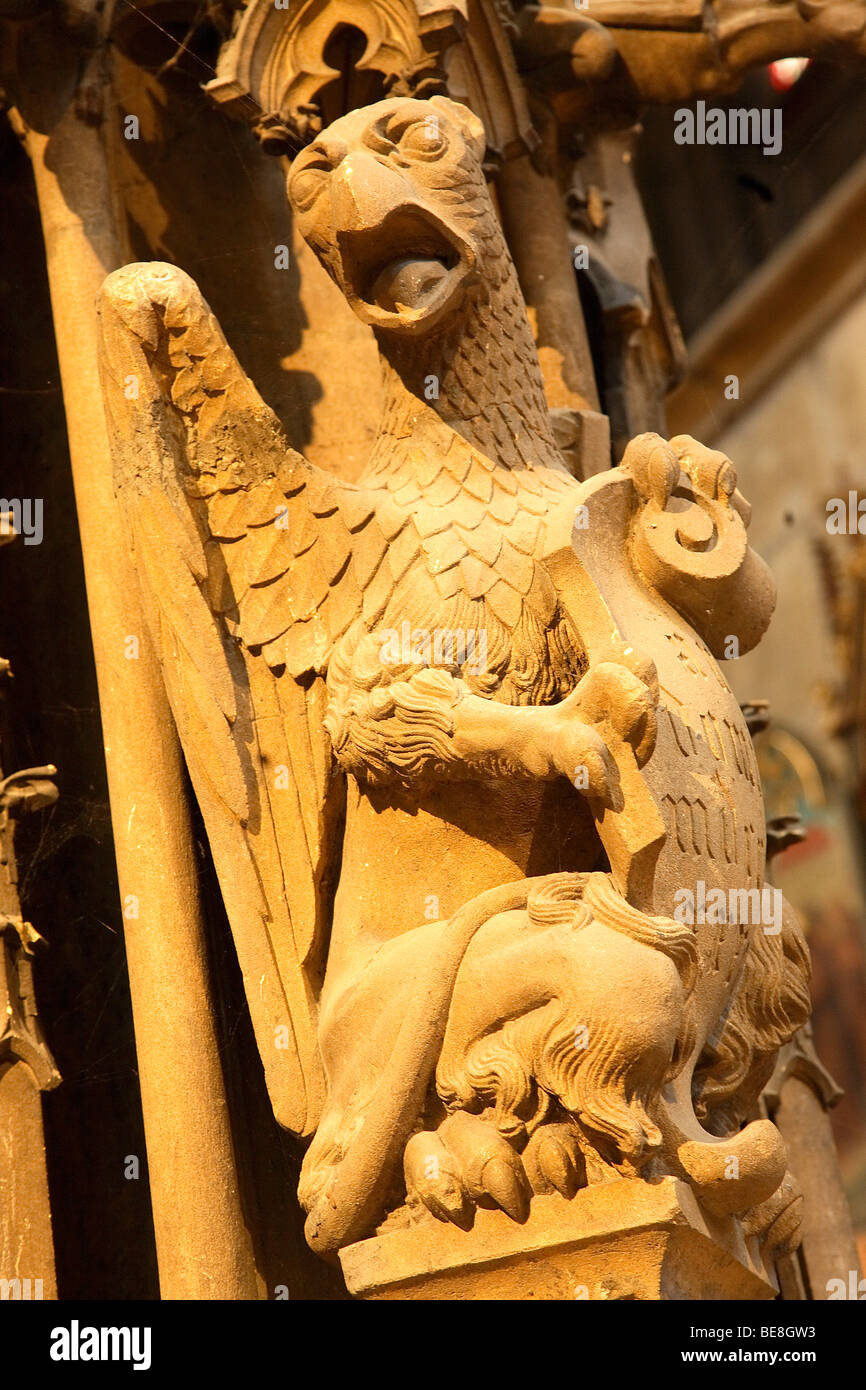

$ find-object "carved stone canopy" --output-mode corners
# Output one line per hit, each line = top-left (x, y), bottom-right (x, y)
(207, 0), (469, 152)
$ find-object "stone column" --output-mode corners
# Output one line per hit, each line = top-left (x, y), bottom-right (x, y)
(12, 33), (260, 1298)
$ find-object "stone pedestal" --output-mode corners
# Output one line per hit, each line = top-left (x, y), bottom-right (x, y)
(340, 1177), (777, 1301)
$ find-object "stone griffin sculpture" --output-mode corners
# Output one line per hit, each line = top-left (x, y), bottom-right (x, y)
(97, 95), (810, 1276)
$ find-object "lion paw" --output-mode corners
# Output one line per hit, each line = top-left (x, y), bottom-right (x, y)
(404, 1114), (591, 1227)
(404, 1112), (532, 1226)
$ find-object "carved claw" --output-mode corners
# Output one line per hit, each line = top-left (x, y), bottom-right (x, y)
(405, 1112), (533, 1226)
(440, 1112), (532, 1221)
(741, 1172), (804, 1258)
(670, 435), (737, 506)
(552, 718), (622, 808)
(621, 432), (680, 509)
(480, 1155), (531, 1222)
(564, 661), (659, 771)
(403, 1131), (472, 1228)
(523, 1123), (585, 1198)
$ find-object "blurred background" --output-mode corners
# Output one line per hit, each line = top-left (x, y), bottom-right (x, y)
(638, 56), (866, 1262)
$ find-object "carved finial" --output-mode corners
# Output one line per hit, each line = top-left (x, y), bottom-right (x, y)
(763, 1024), (844, 1112)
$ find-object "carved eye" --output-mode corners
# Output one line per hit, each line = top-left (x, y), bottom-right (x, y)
(403, 119), (447, 159)
(385, 115), (448, 161)
(289, 154), (332, 212)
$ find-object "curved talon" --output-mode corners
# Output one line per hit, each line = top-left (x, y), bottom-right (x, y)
(523, 1123), (585, 1199)
(670, 434), (735, 506)
(621, 432), (680, 507)
(553, 661), (659, 798)
(742, 1173), (803, 1258)
(480, 1155), (531, 1222)
(571, 734), (621, 809)
(417, 1112), (530, 1223)
(403, 1131), (472, 1228)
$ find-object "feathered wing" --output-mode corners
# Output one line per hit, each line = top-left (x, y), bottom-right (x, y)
(97, 262), (382, 1137)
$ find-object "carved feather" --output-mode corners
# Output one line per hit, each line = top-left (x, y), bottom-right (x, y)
(97, 261), (383, 1136)
(97, 258), (586, 1137)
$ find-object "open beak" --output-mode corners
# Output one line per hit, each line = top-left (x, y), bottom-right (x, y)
(328, 152), (476, 334)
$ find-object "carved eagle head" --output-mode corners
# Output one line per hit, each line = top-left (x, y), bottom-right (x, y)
(287, 95), (490, 337)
